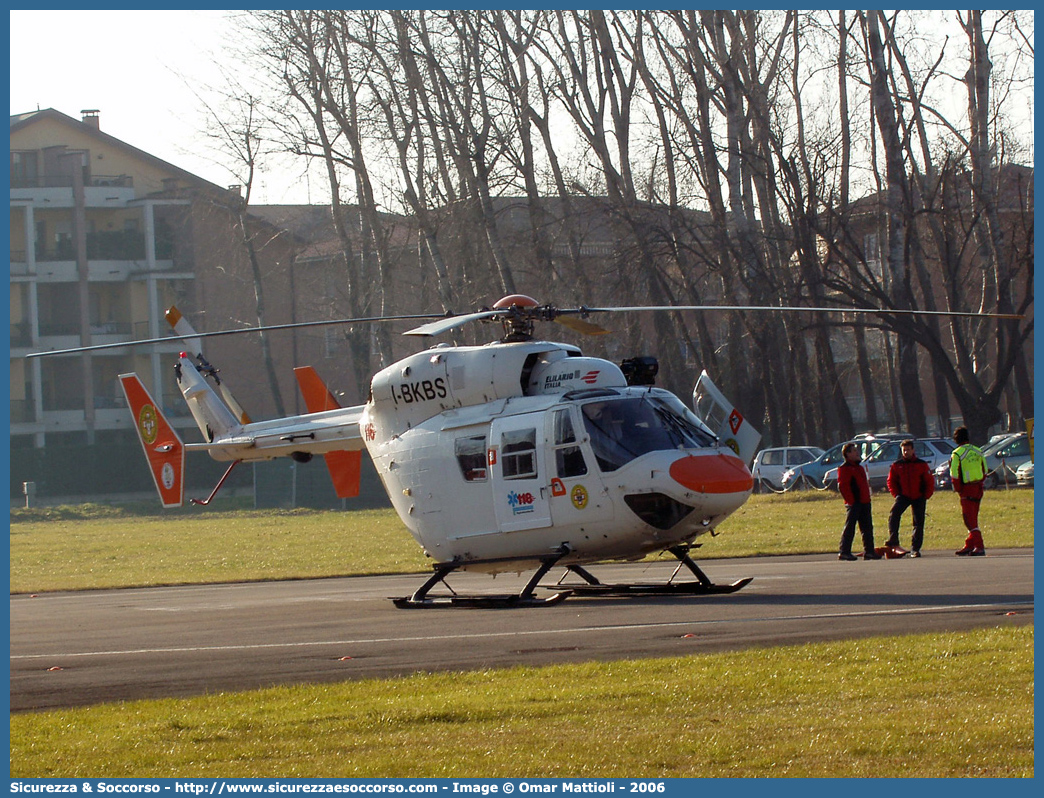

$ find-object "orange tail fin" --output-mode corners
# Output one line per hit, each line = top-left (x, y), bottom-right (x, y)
(119, 374), (185, 508)
(294, 366), (343, 413)
(294, 366), (362, 499)
(322, 450), (363, 499)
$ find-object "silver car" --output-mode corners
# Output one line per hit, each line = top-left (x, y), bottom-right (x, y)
(933, 432), (1032, 489)
(750, 445), (825, 492)
(781, 438), (887, 491)
(826, 438), (955, 492)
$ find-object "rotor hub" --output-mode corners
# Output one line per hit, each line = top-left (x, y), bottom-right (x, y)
(492, 294), (542, 342)
(492, 294), (540, 310)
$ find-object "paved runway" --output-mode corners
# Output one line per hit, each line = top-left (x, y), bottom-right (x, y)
(10, 549), (1033, 712)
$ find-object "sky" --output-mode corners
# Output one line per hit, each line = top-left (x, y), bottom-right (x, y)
(9, 10), (1036, 207)
(9, 9), (316, 204)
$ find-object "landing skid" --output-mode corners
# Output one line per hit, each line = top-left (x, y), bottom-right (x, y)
(391, 545), (752, 607)
(551, 545), (753, 597)
(392, 554), (571, 608)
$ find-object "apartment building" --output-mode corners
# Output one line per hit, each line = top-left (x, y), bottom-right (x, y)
(10, 109), (309, 499)
(11, 109), (199, 446)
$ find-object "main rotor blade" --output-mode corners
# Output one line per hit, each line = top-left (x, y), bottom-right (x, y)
(582, 305), (1024, 320)
(25, 312), (446, 358)
(27, 302), (1021, 358)
(554, 315), (612, 335)
(404, 310), (501, 337)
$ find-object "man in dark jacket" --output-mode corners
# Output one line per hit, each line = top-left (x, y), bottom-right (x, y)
(886, 439), (935, 557)
(838, 442), (881, 561)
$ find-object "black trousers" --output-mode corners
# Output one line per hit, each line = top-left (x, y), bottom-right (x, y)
(887, 496), (927, 552)
(840, 502), (875, 555)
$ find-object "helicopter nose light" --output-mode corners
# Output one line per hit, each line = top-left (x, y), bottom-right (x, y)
(669, 454), (753, 494)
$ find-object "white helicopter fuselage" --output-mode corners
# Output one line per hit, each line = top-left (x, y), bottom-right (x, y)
(131, 335), (755, 578)
(95, 293), (1017, 602)
(361, 340), (753, 573)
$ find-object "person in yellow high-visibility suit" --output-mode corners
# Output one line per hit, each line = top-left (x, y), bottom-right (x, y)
(950, 426), (987, 556)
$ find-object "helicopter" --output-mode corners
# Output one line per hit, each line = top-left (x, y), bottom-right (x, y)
(30, 294), (1020, 607)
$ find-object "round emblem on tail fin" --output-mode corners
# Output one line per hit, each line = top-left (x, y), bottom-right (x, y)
(138, 404), (158, 444)
(161, 462), (176, 490)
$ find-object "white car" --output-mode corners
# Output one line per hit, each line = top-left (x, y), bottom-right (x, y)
(750, 446), (824, 492)
(781, 438), (891, 491)
(1015, 460), (1033, 487)
(825, 438), (955, 492)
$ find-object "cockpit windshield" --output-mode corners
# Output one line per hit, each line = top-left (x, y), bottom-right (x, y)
(580, 394), (718, 472)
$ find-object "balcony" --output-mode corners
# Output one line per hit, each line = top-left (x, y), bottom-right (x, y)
(10, 322), (32, 348)
(40, 409), (87, 430)
(38, 322), (81, 337)
(10, 399), (33, 424)
(89, 322), (133, 337)
(9, 173), (134, 190)
(32, 231), (147, 262)
(94, 394), (127, 410)
(29, 230), (177, 271)
(87, 230), (146, 260)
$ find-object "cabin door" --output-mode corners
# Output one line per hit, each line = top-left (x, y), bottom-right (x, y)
(490, 412), (553, 532)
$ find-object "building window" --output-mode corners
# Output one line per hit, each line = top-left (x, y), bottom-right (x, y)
(864, 232), (883, 280)
(10, 151), (39, 187)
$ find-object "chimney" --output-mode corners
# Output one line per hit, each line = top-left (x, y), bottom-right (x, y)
(81, 109), (100, 129)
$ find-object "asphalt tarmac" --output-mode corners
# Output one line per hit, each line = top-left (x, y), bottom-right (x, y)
(10, 549), (1033, 712)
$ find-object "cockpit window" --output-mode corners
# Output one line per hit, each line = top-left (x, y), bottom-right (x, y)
(552, 408), (587, 478)
(580, 395), (717, 472)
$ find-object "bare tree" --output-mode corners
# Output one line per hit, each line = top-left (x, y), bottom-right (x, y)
(226, 9), (1031, 443)
(815, 11), (1033, 441)
(195, 72), (288, 415)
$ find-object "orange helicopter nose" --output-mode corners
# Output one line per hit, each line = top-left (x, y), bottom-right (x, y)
(669, 453), (753, 494)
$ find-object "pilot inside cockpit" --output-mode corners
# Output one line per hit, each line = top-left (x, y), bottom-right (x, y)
(581, 395), (716, 472)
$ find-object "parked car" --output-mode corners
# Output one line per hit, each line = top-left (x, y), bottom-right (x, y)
(750, 446), (825, 492)
(825, 438), (955, 492)
(780, 438), (886, 491)
(933, 431), (1032, 489)
(1016, 460), (1033, 487)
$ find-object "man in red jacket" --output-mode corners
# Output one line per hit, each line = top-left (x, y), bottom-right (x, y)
(837, 442), (882, 561)
(885, 439), (935, 558)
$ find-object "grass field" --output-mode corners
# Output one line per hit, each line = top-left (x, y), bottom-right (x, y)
(9, 491), (1034, 778)
(9, 626), (1033, 778)
(9, 489), (1034, 593)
